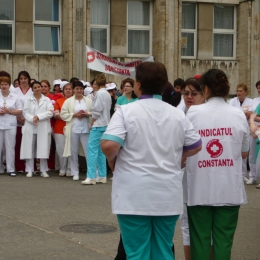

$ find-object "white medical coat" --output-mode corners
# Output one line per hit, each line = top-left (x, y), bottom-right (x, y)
(186, 97), (249, 206)
(20, 95), (53, 159)
(102, 96), (201, 216)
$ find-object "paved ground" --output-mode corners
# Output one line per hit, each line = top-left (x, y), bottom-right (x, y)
(0, 171), (259, 260)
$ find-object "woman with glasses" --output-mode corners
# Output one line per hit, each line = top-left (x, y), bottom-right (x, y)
(178, 78), (205, 260)
(114, 78), (138, 110)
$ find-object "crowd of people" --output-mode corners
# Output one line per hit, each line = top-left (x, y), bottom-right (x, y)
(0, 62), (259, 259)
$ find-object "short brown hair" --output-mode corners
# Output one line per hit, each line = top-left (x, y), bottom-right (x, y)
(237, 83), (248, 93)
(122, 78), (134, 88)
(135, 62), (168, 95)
(0, 76), (11, 85)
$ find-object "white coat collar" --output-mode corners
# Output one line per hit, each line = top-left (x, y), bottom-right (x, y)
(29, 94), (47, 101)
(206, 97), (226, 104)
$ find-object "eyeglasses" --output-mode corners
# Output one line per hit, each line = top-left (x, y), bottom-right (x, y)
(124, 85), (132, 88)
(183, 91), (200, 97)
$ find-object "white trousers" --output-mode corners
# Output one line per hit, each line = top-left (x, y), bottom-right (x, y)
(242, 157), (247, 178)
(180, 203), (190, 246)
(0, 128), (16, 172)
(54, 133), (71, 174)
(70, 132), (88, 176)
(248, 135), (257, 180)
(25, 134), (48, 173)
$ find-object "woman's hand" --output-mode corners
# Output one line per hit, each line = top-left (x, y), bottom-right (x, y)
(33, 115), (39, 126)
(17, 116), (25, 125)
(81, 111), (91, 118)
(108, 156), (117, 172)
(2, 106), (10, 114)
(245, 110), (253, 119)
(73, 111), (84, 120)
(181, 157), (187, 169)
(0, 107), (6, 115)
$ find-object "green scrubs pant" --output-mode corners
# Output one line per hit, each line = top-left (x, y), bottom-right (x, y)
(187, 205), (240, 260)
(117, 214), (179, 260)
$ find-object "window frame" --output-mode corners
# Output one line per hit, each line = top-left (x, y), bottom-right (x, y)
(0, 0), (15, 53)
(33, 0), (62, 54)
(213, 4), (236, 60)
(181, 2), (197, 59)
(127, 0), (153, 57)
(90, 0), (110, 56)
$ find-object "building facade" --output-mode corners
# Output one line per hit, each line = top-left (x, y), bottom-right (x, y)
(0, 0), (259, 96)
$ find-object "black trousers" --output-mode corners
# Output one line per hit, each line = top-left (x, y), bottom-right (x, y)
(114, 235), (175, 260)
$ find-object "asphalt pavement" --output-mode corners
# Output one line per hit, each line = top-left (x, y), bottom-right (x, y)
(0, 171), (259, 260)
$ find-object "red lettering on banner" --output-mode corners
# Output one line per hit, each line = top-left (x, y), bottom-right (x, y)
(199, 128), (233, 137)
(105, 65), (131, 76)
(198, 159), (234, 168)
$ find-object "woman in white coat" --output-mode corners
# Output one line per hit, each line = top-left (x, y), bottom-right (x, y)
(60, 81), (92, 181)
(229, 83), (253, 183)
(186, 69), (249, 260)
(101, 62), (202, 260)
(0, 76), (23, 176)
(20, 81), (54, 178)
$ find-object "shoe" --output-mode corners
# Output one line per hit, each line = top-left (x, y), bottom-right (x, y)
(96, 177), (107, 184)
(66, 172), (71, 177)
(243, 177), (249, 182)
(246, 178), (257, 185)
(73, 175), (79, 181)
(59, 172), (66, 177)
(54, 169), (60, 173)
(109, 177), (113, 181)
(9, 172), (16, 177)
(33, 171), (40, 176)
(256, 184), (260, 189)
(81, 178), (96, 185)
(26, 172), (33, 177)
(41, 172), (49, 178)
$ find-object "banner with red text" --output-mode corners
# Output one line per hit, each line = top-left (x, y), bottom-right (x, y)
(86, 45), (154, 78)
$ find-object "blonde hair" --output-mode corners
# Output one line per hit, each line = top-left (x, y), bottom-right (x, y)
(95, 73), (106, 86)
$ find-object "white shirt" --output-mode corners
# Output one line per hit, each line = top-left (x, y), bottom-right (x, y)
(72, 99), (89, 134)
(14, 87), (33, 127)
(102, 96), (201, 216)
(0, 92), (22, 129)
(229, 96), (253, 112)
(186, 97), (249, 206)
(252, 97), (260, 111)
(177, 97), (186, 112)
(92, 88), (111, 127)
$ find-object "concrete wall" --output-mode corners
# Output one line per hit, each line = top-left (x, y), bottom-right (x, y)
(1, 0), (260, 96)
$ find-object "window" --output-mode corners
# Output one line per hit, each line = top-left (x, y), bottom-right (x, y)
(213, 5), (236, 58)
(181, 2), (196, 58)
(34, 0), (61, 53)
(0, 0), (15, 51)
(90, 0), (110, 54)
(127, 0), (152, 56)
